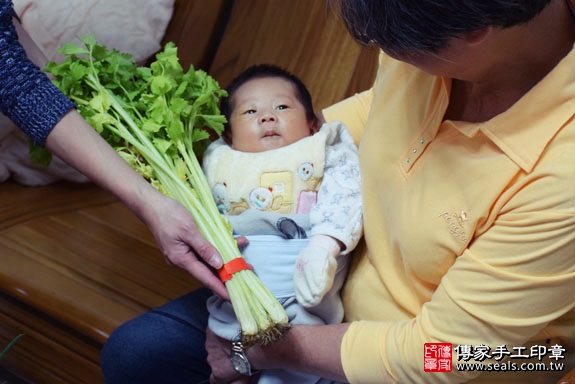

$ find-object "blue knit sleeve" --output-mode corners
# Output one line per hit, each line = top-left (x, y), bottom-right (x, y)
(0, 0), (75, 146)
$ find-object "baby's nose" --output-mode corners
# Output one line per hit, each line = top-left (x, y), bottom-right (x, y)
(259, 112), (276, 123)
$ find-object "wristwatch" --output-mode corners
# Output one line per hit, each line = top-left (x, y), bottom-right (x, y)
(230, 340), (256, 376)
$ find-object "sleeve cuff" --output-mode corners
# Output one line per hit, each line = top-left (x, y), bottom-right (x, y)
(15, 80), (75, 145)
(341, 320), (395, 383)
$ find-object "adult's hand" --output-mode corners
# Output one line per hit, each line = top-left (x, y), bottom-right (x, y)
(206, 323), (352, 384)
(142, 193), (230, 299)
(206, 328), (251, 384)
(45, 111), (231, 298)
(142, 193), (250, 300)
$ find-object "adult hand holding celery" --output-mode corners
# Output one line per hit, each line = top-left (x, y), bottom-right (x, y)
(43, 35), (290, 345)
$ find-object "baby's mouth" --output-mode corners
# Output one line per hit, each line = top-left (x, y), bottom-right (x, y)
(263, 130), (280, 138)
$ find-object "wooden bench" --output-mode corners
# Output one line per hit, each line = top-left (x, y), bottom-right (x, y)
(0, 182), (198, 383)
(0, 1), (378, 382)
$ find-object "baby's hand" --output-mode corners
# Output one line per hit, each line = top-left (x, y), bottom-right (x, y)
(293, 235), (340, 307)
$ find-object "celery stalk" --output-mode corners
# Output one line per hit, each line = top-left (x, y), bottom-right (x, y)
(42, 35), (290, 345)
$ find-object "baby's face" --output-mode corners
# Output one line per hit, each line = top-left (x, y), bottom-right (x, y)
(229, 77), (315, 152)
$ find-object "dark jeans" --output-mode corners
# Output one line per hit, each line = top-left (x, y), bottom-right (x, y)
(100, 288), (212, 384)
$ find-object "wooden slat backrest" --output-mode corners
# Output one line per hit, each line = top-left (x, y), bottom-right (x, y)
(208, 0), (379, 111)
(161, 0), (232, 71)
(160, 0), (378, 110)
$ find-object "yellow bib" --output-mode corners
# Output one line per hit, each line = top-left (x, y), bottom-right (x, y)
(202, 130), (327, 215)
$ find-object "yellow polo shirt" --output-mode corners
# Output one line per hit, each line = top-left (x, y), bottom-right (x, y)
(323, 44), (575, 383)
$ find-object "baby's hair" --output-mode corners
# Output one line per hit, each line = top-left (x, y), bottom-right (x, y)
(220, 64), (318, 144)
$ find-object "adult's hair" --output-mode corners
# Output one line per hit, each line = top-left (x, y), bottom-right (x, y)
(334, 0), (552, 56)
(220, 64), (317, 144)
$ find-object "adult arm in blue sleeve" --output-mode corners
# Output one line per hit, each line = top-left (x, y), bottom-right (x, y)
(0, 0), (231, 299)
(0, 0), (74, 145)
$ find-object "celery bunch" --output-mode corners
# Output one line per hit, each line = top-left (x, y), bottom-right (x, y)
(44, 36), (290, 345)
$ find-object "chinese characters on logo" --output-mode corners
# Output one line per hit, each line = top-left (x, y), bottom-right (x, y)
(424, 343), (566, 373)
(424, 343), (452, 372)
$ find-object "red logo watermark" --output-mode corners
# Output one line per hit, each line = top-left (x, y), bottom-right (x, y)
(424, 343), (453, 372)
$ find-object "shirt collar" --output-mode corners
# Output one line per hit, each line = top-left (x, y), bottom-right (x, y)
(447, 42), (575, 172)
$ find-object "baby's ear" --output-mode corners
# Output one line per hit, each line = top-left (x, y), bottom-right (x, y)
(310, 118), (321, 134)
(223, 128), (233, 145)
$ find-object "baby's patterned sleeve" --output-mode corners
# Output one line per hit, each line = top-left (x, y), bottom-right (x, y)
(310, 122), (363, 254)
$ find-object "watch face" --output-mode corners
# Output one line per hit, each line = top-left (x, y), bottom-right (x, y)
(231, 353), (249, 375)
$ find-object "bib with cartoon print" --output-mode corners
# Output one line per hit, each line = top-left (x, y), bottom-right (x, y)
(202, 124), (331, 215)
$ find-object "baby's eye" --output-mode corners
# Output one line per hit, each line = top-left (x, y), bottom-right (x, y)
(244, 109), (256, 115)
(276, 105), (288, 110)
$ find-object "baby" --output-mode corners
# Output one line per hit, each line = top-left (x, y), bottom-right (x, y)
(203, 64), (362, 383)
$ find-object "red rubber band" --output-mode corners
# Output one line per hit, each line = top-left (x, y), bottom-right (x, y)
(218, 257), (251, 283)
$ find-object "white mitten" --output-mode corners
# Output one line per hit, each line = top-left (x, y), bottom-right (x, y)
(294, 235), (341, 307)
